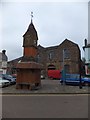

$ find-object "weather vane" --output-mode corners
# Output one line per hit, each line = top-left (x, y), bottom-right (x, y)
(31, 11), (33, 23)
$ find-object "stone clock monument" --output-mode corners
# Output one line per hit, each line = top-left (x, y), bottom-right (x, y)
(16, 12), (43, 90)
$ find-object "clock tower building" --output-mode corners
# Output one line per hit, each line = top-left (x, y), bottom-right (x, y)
(16, 13), (43, 90)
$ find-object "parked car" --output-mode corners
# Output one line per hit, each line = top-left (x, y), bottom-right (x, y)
(2, 74), (16, 85)
(60, 74), (84, 86)
(12, 74), (17, 80)
(82, 77), (90, 86)
(60, 74), (90, 86)
(0, 77), (10, 88)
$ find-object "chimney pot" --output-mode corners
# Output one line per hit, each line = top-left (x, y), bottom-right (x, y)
(85, 39), (87, 47)
(2, 50), (6, 54)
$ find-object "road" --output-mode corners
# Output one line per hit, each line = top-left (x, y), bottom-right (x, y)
(1, 94), (89, 119)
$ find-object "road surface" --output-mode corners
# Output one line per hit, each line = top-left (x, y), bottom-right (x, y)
(1, 94), (89, 119)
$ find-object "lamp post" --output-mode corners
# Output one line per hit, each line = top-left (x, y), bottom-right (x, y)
(79, 51), (82, 89)
(62, 49), (66, 85)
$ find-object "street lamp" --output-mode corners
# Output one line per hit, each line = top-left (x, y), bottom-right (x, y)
(79, 51), (82, 89)
(62, 49), (66, 85)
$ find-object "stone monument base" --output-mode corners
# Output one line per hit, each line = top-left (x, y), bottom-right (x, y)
(16, 62), (43, 90)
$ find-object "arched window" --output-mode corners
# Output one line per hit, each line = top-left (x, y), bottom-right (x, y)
(48, 64), (56, 70)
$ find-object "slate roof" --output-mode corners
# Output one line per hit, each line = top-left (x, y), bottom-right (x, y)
(23, 22), (38, 40)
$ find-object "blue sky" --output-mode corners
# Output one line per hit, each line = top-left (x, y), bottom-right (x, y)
(0, 0), (89, 60)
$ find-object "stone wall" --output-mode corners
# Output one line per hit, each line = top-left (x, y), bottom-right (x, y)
(7, 39), (81, 76)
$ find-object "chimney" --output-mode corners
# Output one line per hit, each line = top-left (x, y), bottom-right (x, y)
(2, 50), (6, 54)
(85, 39), (87, 47)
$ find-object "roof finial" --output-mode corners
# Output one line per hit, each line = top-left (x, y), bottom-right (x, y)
(31, 11), (33, 23)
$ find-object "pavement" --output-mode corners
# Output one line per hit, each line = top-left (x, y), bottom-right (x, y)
(1, 79), (90, 94)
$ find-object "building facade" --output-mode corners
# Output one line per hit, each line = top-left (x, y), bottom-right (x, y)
(83, 39), (90, 76)
(0, 50), (8, 74)
(38, 39), (81, 76)
(7, 57), (22, 75)
(7, 39), (81, 77)
(82, 2), (90, 76)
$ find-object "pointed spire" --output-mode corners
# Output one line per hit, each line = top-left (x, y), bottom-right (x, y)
(31, 11), (33, 23)
(23, 12), (38, 47)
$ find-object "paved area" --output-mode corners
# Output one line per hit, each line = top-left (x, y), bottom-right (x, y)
(1, 79), (90, 94)
(1, 79), (90, 119)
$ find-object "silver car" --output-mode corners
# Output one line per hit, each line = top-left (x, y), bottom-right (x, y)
(0, 77), (10, 88)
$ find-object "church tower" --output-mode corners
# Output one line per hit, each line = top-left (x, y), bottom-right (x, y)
(23, 20), (38, 58)
(16, 12), (43, 90)
(22, 12), (38, 61)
